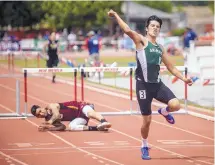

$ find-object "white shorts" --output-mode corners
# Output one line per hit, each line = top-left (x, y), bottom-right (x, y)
(82, 105), (94, 117)
(68, 105), (94, 131)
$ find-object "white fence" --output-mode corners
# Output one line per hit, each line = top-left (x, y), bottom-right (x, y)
(187, 41), (214, 84)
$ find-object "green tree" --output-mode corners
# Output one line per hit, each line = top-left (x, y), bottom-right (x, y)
(0, 1), (44, 28)
(137, 1), (173, 13)
(208, 1), (214, 13)
(39, 1), (122, 30)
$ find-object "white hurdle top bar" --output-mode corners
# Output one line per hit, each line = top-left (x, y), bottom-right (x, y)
(22, 66), (186, 73)
(22, 68), (78, 73)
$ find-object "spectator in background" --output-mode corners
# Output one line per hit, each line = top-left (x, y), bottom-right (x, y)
(43, 31), (50, 40)
(61, 28), (68, 41)
(183, 27), (198, 64)
(183, 27), (198, 49)
(76, 30), (85, 52)
(67, 30), (77, 51)
(43, 32), (60, 83)
(86, 30), (101, 67)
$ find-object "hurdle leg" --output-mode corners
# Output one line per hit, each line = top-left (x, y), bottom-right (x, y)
(184, 67), (188, 111)
(37, 54), (40, 68)
(74, 69), (77, 101)
(129, 68), (133, 112)
(24, 70), (28, 116)
(16, 79), (20, 115)
(8, 53), (11, 71)
(81, 69), (84, 101)
(12, 53), (14, 73)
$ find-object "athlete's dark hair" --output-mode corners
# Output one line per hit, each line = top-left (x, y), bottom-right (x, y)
(31, 105), (40, 116)
(146, 15), (162, 28)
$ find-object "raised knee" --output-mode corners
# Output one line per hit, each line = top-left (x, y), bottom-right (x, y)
(87, 110), (94, 118)
(168, 99), (180, 111)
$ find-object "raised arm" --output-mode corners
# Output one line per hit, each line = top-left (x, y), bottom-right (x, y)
(161, 46), (193, 86)
(108, 9), (145, 49)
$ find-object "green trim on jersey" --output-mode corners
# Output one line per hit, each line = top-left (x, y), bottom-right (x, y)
(136, 41), (163, 83)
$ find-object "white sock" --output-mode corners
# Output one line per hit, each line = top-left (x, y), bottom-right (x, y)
(161, 107), (169, 116)
(141, 138), (148, 148)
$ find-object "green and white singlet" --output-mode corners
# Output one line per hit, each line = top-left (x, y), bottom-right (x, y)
(135, 41), (163, 83)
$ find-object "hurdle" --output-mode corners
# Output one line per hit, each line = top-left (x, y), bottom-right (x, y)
(0, 50), (41, 70)
(21, 68), (78, 117)
(21, 66), (189, 117)
(0, 79), (26, 119)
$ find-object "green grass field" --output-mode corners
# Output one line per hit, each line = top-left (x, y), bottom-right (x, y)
(0, 54), (184, 67)
(0, 55), (184, 78)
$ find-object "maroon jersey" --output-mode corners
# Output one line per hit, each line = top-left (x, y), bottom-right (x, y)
(58, 101), (92, 121)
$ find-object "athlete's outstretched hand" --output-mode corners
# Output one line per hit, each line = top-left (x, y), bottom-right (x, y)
(38, 125), (49, 132)
(108, 9), (117, 17)
(183, 78), (193, 86)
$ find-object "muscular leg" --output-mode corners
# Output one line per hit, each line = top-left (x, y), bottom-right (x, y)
(52, 59), (59, 83)
(167, 98), (180, 112)
(136, 80), (152, 159)
(141, 115), (151, 139)
(159, 98), (180, 116)
(82, 105), (111, 130)
(68, 118), (87, 131)
(87, 109), (104, 122)
(141, 115), (151, 147)
(155, 82), (179, 124)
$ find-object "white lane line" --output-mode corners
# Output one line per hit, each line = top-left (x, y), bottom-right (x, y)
(187, 160), (194, 163)
(26, 118), (124, 165)
(0, 88), (124, 165)
(99, 160), (104, 163)
(84, 141), (105, 145)
(0, 151), (29, 165)
(1, 144), (214, 151)
(106, 126), (213, 165)
(0, 82), (213, 165)
(0, 104), (14, 113)
(20, 81), (214, 141)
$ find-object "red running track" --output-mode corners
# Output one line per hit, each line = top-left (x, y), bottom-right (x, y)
(0, 69), (214, 165)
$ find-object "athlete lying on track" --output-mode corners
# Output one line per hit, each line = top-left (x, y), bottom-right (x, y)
(31, 100), (111, 132)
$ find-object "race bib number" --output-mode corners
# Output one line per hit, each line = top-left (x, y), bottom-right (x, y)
(139, 90), (146, 99)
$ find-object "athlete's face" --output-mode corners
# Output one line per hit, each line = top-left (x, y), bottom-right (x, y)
(35, 107), (48, 118)
(146, 20), (160, 37)
(50, 33), (56, 41)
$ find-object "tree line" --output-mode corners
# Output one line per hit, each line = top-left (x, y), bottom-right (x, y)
(0, 1), (213, 30)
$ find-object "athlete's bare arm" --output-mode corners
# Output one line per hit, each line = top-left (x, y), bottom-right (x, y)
(57, 42), (60, 55)
(43, 41), (49, 58)
(39, 120), (66, 132)
(161, 45), (193, 86)
(46, 103), (61, 125)
(107, 9), (146, 49)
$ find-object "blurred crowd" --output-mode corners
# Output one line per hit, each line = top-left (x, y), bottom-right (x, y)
(0, 27), (214, 55)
